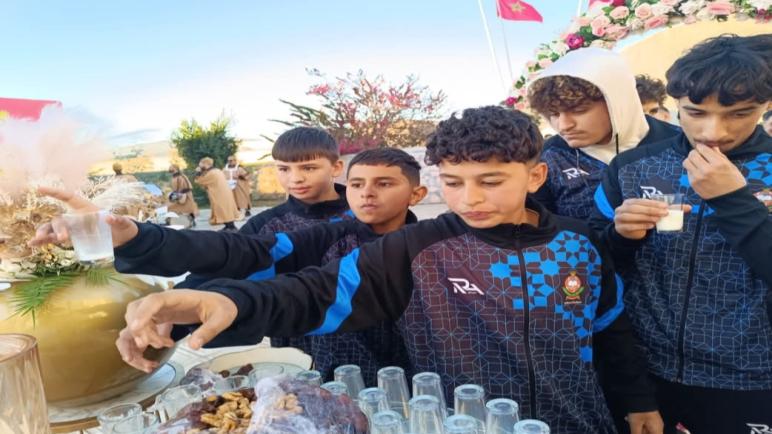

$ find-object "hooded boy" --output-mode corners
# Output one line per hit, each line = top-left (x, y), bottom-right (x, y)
(528, 48), (679, 219)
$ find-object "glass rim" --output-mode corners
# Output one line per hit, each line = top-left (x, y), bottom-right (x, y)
(413, 371), (441, 381)
(62, 209), (109, 218)
(96, 402), (142, 420)
(454, 384), (484, 397)
(334, 364), (362, 374)
(486, 398), (519, 413)
(377, 366), (405, 376)
(0, 333), (37, 364)
(358, 387), (387, 400)
(371, 409), (403, 424)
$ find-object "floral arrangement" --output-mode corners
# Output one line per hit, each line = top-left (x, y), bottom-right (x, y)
(0, 107), (163, 320)
(503, 0), (770, 110)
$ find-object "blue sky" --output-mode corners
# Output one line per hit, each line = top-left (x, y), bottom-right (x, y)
(3, 1), (584, 146)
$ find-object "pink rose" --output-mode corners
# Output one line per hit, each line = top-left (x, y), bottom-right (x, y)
(538, 58), (553, 68)
(635, 3), (653, 19)
(515, 102), (527, 111)
(605, 24), (629, 40)
(684, 14), (698, 23)
(591, 14), (611, 28)
(577, 16), (593, 26)
(566, 33), (585, 50)
(707, 1), (735, 15)
(609, 6), (630, 20)
(504, 97), (517, 107)
(660, 0), (680, 6)
(644, 15), (669, 29)
(526, 60), (537, 69)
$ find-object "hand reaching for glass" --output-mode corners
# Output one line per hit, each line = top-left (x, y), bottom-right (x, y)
(28, 186), (140, 249)
(117, 290), (238, 372)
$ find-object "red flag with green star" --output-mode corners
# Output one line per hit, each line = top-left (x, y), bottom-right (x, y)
(497, 0), (543, 22)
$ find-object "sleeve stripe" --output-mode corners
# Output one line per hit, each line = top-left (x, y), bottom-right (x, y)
(247, 233), (294, 281)
(307, 248), (362, 336)
(593, 273), (624, 333)
(594, 184), (615, 220)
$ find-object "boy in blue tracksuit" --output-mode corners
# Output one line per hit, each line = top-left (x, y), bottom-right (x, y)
(103, 107), (663, 434)
(177, 126), (353, 290)
(527, 48), (679, 219)
(592, 35), (772, 434)
(112, 148), (426, 385)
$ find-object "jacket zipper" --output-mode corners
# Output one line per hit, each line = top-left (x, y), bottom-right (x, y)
(516, 242), (538, 419)
(676, 201), (706, 382)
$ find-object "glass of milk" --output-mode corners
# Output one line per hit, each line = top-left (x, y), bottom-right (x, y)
(62, 210), (114, 264)
(652, 193), (684, 232)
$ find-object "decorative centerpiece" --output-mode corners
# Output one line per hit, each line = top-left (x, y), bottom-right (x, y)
(0, 108), (171, 406)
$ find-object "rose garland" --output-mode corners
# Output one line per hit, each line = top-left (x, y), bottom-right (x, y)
(503, 0), (770, 110)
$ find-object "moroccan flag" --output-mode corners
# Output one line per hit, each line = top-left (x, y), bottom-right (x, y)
(0, 97), (61, 121)
(497, 0), (543, 22)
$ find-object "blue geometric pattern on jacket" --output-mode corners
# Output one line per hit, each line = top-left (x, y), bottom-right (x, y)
(401, 231), (616, 434)
(539, 146), (608, 219)
(616, 148), (772, 390)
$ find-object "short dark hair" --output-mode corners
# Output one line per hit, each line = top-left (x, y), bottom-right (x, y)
(764, 110), (772, 122)
(667, 34), (772, 105)
(425, 106), (542, 166)
(527, 75), (605, 116)
(272, 127), (340, 163)
(635, 75), (667, 105)
(347, 147), (422, 185)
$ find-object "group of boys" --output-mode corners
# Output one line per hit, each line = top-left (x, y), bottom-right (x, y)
(34, 34), (771, 434)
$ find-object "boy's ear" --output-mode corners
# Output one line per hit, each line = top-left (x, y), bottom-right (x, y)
(331, 159), (345, 178)
(527, 161), (548, 193)
(410, 185), (429, 206)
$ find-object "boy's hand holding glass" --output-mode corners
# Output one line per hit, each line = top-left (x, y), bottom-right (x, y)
(614, 198), (693, 240)
(29, 186), (140, 249)
(627, 410), (664, 434)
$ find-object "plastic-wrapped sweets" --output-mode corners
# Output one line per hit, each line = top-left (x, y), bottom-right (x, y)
(157, 375), (368, 434)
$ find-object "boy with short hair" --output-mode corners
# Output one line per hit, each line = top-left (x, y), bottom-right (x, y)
(108, 107), (662, 434)
(635, 75), (671, 123)
(592, 35), (772, 434)
(240, 126), (352, 235)
(528, 48), (679, 219)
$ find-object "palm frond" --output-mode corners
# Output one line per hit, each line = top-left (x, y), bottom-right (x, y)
(11, 272), (78, 325)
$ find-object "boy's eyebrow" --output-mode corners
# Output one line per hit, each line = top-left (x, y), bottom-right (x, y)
(347, 176), (401, 182)
(439, 171), (510, 178)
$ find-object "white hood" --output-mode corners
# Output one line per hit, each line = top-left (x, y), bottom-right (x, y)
(533, 47), (649, 164)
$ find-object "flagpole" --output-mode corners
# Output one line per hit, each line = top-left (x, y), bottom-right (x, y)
(495, 0), (515, 84)
(477, 0), (507, 92)
(576, 0), (585, 16)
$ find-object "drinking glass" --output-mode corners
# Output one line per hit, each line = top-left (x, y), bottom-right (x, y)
(408, 395), (444, 434)
(154, 384), (201, 421)
(651, 193), (684, 232)
(444, 414), (484, 434)
(454, 384), (486, 423)
(358, 387), (390, 424)
(110, 412), (160, 433)
(62, 210), (114, 264)
(513, 419), (550, 434)
(370, 410), (406, 434)
(248, 363), (285, 385)
(214, 374), (250, 394)
(485, 398), (519, 434)
(334, 364), (365, 398)
(295, 369), (323, 387)
(378, 366), (411, 418)
(412, 372), (448, 418)
(322, 381), (349, 397)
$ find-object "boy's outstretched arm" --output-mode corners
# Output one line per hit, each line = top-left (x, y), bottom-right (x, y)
(118, 228), (416, 369)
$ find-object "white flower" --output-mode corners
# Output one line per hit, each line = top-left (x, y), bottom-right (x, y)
(652, 3), (674, 16)
(629, 18), (645, 30)
(0, 282), (10, 292)
(549, 41), (569, 56)
(679, 0), (705, 15)
(749, 0), (772, 9)
(696, 6), (712, 20)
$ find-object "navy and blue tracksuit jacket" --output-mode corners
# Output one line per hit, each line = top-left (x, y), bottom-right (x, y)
(533, 116), (679, 219)
(114, 214), (414, 386)
(175, 183), (352, 290)
(592, 127), (772, 391)
(179, 200), (655, 434)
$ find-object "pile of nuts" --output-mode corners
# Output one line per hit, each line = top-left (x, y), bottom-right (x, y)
(198, 391), (253, 433)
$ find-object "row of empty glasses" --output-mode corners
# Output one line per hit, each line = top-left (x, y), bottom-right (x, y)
(323, 364), (549, 434)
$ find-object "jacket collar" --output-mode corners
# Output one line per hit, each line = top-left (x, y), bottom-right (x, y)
(285, 183), (349, 218)
(452, 197), (559, 250)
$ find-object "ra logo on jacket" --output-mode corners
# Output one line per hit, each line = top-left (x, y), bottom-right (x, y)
(562, 167), (590, 180)
(561, 270), (585, 305)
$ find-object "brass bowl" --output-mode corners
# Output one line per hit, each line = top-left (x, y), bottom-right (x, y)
(0, 271), (172, 406)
